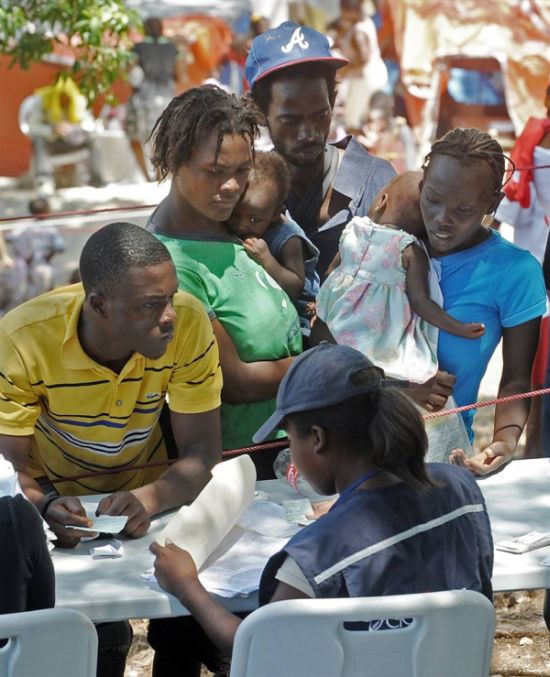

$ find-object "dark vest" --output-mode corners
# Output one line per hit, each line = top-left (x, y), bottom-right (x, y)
(260, 464), (493, 604)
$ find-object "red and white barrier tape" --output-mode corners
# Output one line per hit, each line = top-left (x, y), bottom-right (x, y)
(46, 386), (550, 484)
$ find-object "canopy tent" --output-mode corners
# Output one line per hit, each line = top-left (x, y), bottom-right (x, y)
(384, 0), (550, 134)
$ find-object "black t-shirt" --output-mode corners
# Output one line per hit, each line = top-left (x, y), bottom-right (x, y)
(134, 39), (178, 85)
(0, 495), (55, 615)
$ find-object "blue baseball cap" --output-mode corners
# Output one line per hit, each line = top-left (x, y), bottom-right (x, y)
(253, 344), (395, 443)
(245, 21), (348, 88)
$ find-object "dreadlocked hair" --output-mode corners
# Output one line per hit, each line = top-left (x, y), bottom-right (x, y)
(423, 128), (506, 195)
(150, 85), (259, 181)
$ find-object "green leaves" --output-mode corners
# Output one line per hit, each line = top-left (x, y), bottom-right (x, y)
(0, 0), (142, 104)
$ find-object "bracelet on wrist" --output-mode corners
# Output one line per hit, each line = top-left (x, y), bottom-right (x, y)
(40, 495), (59, 518)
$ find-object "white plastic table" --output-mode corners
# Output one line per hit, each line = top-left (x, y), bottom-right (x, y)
(53, 479), (300, 623)
(478, 457), (550, 592)
(53, 458), (550, 622)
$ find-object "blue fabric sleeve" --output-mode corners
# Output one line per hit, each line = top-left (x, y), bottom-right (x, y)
(496, 251), (547, 327)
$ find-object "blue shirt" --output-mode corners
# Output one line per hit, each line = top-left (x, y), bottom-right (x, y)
(436, 230), (547, 437)
(263, 218), (319, 327)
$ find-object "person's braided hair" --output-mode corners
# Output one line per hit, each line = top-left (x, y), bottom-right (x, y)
(150, 85), (258, 181)
(423, 128), (506, 195)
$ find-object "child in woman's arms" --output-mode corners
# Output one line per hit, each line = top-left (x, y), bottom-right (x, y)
(315, 171), (484, 383)
(227, 151), (319, 329)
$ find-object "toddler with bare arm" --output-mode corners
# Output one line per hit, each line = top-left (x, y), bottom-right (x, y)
(316, 171), (485, 383)
(227, 151), (319, 330)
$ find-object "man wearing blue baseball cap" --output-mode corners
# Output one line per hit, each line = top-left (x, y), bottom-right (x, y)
(245, 21), (396, 276)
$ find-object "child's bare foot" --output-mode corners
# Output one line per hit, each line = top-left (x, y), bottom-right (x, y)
(461, 322), (485, 339)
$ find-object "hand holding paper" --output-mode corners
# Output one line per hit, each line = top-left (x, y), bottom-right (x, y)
(149, 541), (198, 601)
(66, 515), (128, 534)
(157, 455), (257, 570)
(45, 496), (94, 547)
(97, 491), (150, 538)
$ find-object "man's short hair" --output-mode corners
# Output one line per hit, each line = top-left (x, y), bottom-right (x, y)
(79, 222), (173, 296)
(250, 61), (338, 117)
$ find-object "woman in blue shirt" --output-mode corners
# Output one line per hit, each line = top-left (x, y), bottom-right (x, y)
(419, 128), (547, 476)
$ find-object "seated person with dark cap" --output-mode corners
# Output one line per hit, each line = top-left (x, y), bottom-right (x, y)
(0, 222), (222, 677)
(149, 344), (493, 663)
(245, 21), (396, 278)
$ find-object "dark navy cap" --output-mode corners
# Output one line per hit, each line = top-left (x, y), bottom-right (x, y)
(245, 21), (348, 88)
(253, 343), (393, 443)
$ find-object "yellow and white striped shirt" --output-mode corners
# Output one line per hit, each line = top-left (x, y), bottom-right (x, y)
(0, 284), (221, 495)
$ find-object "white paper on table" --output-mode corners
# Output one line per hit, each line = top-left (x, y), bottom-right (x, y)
(282, 498), (314, 524)
(496, 531), (550, 554)
(90, 540), (124, 559)
(159, 455), (257, 570)
(198, 525), (290, 597)
(238, 500), (301, 537)
(143, 524), (291, 598)
(144, 494), (299, 598)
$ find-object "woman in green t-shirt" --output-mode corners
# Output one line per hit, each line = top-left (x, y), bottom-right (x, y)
(147, 85), (302, 479)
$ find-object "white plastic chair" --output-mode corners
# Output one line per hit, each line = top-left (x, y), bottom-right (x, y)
(230, 590), (495, 677)
(18, 95), (95, 190)
(0, 608), (97, 677)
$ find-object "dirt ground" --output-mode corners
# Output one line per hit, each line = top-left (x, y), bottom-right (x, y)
(124, 593), (550, 677)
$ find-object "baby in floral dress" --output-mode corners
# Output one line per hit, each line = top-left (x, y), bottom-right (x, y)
(316, 172), (484, 383)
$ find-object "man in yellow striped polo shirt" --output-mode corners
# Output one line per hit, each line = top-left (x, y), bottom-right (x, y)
(0, 222), (222, 547)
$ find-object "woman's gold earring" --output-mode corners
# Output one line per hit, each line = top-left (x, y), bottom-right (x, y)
(481, 213), (494, 227)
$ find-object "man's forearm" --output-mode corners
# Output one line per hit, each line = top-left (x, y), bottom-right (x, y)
(17, 472), (50, 510)
(132, 452), (220, 516)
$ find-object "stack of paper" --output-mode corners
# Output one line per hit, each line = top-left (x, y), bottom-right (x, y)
(145, 487), (302, 598)
(158, 455), (257, 570)
(199, 499), (301, 597)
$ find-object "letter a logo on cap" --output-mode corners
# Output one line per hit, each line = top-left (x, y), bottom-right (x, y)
(281, 27), (309, 53)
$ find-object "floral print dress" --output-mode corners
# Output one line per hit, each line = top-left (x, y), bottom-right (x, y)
(316, 215), (439, 383)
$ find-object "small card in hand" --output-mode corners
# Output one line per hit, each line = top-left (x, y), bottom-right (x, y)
(65, 515), (128, 534)
(282, 498), (313, 524)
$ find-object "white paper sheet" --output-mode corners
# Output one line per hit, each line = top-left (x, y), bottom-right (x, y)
(198, 526), (289, 597)
(238, 500), (301, 537)
(159, 455), (257, 570)
(282, 498), (314, 524)
(90, 540), (124, 559)
(144, 494), (299, 598)
(66, 515), (128, 534)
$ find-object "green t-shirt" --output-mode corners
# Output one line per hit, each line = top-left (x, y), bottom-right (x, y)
(154, 231), (302, 450)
